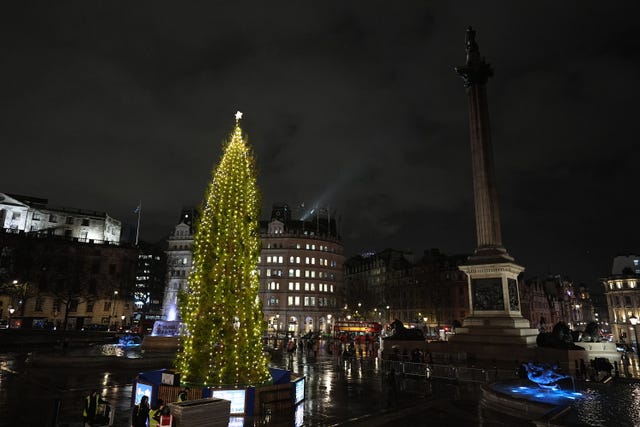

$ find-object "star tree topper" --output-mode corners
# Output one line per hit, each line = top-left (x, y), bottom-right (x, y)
(235, 110), (243, 122)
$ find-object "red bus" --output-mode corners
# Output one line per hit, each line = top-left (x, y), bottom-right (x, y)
(333, 321), (382, 336)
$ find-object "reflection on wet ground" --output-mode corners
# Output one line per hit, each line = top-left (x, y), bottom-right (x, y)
(0, 347), (518, 427)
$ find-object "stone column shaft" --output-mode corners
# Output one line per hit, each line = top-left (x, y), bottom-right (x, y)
(467, 84), (503, 249)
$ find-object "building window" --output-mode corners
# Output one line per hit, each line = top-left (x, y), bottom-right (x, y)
(66, 217), (74, 225)
(278, 256), (283, 263)
(289, 282), (294, 291)
(294, 296), (300, 306)
(104, 301), (112, 312)
(35, 297), (44, 312)
(82, 218), (90, 226)
(87, 301), (94, 312)
(288, 296), (293, 306)
(49, 214), (57, 222)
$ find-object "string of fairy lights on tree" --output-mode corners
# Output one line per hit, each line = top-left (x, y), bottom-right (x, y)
(175, 111), (271, 387)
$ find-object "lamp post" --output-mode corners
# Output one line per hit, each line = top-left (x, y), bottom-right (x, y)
(8, 307), (15, 329)
(121, 315), (126, 331)
(110, 290), (118, 331)
(629, 315), (640, 357)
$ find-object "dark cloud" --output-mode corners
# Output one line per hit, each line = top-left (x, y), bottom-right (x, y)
(1, 1), (639, 287)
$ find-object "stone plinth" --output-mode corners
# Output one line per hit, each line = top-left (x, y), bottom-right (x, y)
(168, 398), (230, 427)
(447, 261), (539, 363)
(380, 338), (427, 358)
(535, 341), (621, 373)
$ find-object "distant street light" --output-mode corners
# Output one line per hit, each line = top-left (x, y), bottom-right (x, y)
(629, 315), (640, 357)
(8, 307), (15, 328)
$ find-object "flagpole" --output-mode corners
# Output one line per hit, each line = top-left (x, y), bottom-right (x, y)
(135, 200), (141, 246)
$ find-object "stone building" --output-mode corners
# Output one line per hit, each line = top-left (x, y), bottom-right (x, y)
(344, 248), (469, 335)
(0, 229), (137, 330)
(161, 208), (197, 321)
(603, 255), (640, 344)
(0, 193), (121, 243)
(521, 275), (596, 333)
(344, 248), (413, 324)
(258, 204), (344, 336)
(161, 204), (344, 336)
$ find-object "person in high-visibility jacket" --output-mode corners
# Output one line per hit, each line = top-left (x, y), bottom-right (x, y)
(177, 387), (190, 402)
(83, 390), (106, 426)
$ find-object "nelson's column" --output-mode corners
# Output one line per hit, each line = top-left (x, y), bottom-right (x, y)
(448, 27), (538, 361)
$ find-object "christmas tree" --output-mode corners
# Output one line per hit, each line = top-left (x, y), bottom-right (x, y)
(175, 111), (271, 387)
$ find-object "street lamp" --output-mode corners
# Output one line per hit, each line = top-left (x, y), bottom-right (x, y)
(8, 307), (14, 328)
(629, 315), (640, 356)
(110, 290), (119, 331)
(121, 315), (126, 330)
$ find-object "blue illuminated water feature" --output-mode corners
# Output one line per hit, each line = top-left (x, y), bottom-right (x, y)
(488, 380), (640, 426)
(493, 383), (583, 405)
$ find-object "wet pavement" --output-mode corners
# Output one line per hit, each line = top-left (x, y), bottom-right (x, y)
(0, 344), (532, 427)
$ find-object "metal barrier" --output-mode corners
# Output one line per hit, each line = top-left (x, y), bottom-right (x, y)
(381, 359), (516, 384)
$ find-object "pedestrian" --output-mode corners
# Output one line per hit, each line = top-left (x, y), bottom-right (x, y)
(150, 398), (167, 427)
(177, 387), (190, 402)
(132, 395), (150, 427)
(158, 405), (172, 427)
(83, 389), (107, 427)
(385, 367), (398, 410)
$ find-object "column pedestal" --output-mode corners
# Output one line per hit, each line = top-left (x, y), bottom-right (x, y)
(448, 260), (539, 361)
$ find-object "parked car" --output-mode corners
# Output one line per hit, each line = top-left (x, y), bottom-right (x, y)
(0, 320), (8, 329)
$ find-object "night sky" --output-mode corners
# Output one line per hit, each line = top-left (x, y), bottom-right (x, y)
(1, 2), (639, 288)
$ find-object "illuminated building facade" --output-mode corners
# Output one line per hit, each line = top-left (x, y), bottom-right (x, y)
(133, 242), (166, 326)
(603, 255), (640, 344)
(161, 203), (344, 335)
(258, 203), (344, 336)
(161, 208), (196, 321)
(0, 193), (121, 243)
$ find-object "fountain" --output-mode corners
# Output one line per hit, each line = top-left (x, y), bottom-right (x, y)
(481, 363), (583, 420)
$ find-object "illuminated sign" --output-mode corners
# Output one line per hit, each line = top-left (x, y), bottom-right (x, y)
(134, 382), (152, 405)
(151, 320), (182, 337)
(212, 389), (246, 414)
(294, 378), (305, 404)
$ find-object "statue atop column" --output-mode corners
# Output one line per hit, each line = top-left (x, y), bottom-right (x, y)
(455, 26), (493, 88)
